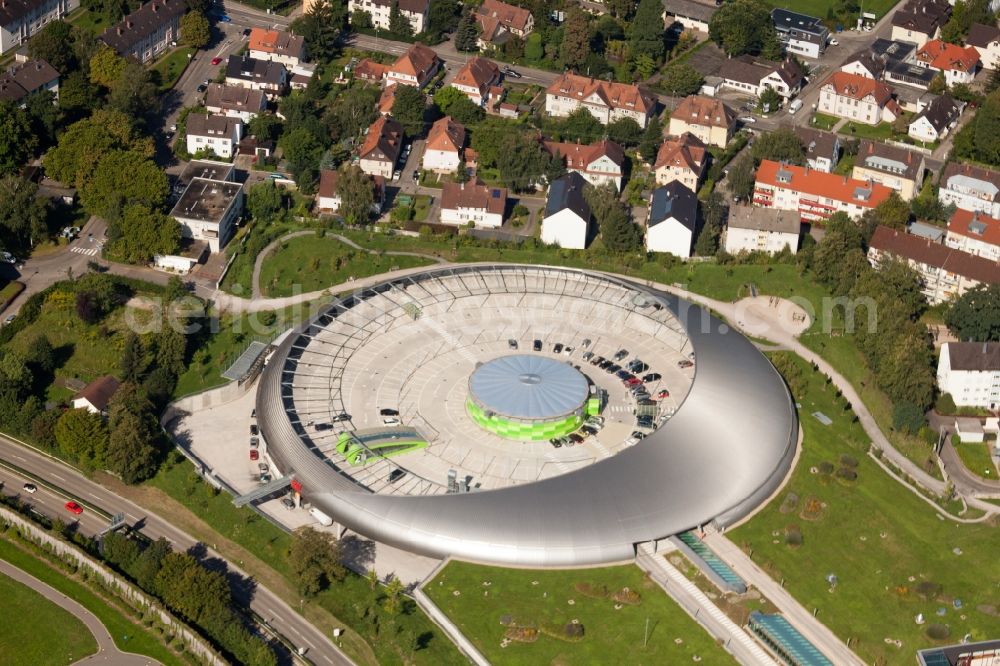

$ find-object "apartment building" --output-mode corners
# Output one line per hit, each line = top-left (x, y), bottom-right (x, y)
(348, 0), (428, 34)
(753, 160), (893, 221)
(543, 139), (625, 191)
(449, 57), (501, 107)
(248, 28), (306, 68)
(0, 0), (79, 53)
(668, 95), (737, 148)
(653, 133), (707, 190)
(938, 161), (1000, 217)
(724, 205), (801, 255)
(946, 208), (1000, 261)
(99, 0), (183, 63)
(545, 73), (657, 128)
(817, 71), (899, 125)
(938, 342), (1000, 409)
(851, 140), (926, 201)
(185, 114), (243, 159)
(440, 180), (507, 228)
(475, 0), (533, 48)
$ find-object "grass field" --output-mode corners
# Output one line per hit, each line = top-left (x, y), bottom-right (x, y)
(761, 0), (900, 19)
(151, 47), (197, 92)
(731, 353), (1000, 666)
(810, 112), (840, 131)
(0, 538), (182, 665)
(67, 7), (108, 35)
(426, 561), (735, 664)
(257, 234), (435, 297)
(0, 570), (98, 665)
(954, 440), (998, 480)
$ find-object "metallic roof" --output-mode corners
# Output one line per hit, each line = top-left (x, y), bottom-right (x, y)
(469, 355), (588, 420)
(256, 265), (797, 567)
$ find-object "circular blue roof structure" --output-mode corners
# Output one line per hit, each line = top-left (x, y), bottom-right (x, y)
(256, 265), (798, 567)
(469, 355), (588, 421)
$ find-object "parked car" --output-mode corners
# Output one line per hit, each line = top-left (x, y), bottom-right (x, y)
(314, 422), (333, 431)
(581, 425), (598, 436)
(250, 449), (259, 461)
(4, 314), (16, 325)
(615, 369), (632, 380)
(631, 431), (647, 441)
(332, 413), (352, 421)
(22, 483), (36, 494)
(624, 376), (643, 387)
(64, 501), (83, 515)
(383, 416), (401, 426)
(582, 339), (592, 347)
(553, 343), (563, 354)
(587, 415), (605, 426)
(281, 497), (296, 510)
(549, 438), (563, 448)
(380, 408), (399, 416)
(219, 14), (231, 22)
(250, 436), (259, 448)
(562, 346), (573, 356)
(503, 66), (522, 78)
(568, 433), (584, 444)
(656, 389), (670, 399)
(643, 373), (661, 382)
(250, 424), (259, 435)
(613, 349), (628, 361)
(508, 339), (518, 349)
(633, 391), (651, 401)
(211, 56), (222, 65)
(582, 351), (593, 361)
(533, 339), (542, 351)
(388, 469), (407, 483)
(677, 359), (694, 369)
(258, 463), (269, 474)
(196, 83), (207, 93)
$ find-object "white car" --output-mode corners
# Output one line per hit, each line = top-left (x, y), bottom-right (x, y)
(739, 116), (756, 124)
(829, 38), (839, 46)
(22, 483), (36, 494)
(383, 417), (401, 426)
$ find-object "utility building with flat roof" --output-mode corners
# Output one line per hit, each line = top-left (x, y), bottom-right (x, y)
(169, 178), (243, 253)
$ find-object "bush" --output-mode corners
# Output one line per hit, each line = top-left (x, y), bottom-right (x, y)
(892, 401), (925, 434)
(784, 525), (803, 546)
(935, 392), (957, 415)
(916, 581), (942, 599)
(817, 461), (834, 475)
(839, 454), (858, 468)
(835, 467), (858, 482)
(925, 623), (951, 640)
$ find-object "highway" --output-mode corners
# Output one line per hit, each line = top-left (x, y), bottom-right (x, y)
(0, 435), (353, 666)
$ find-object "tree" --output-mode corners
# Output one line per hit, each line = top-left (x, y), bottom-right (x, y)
(607, 117), (643, 147)
(928, 71), (947, 95)
(81, 151), (168, 219)
(24, 89), (59, 149)
(107, 63), (159, 121)
(454, 13), (480, 52)
(945, 284), (1000, 341)
(248, 114), (282, 142)
(180, 11), (210, 48)
(246, 181), (284, 222)
(45, 110), (152, 188)
(708, 0), (777, 57)
(383, 576), (406, 614)
(89, 44), (127, 88)
(28, 20), (77, 73)
(970, 91), (1000, 166)
(630, 0), (665, 62)
(157, 327), (187, 376)
(866, 191), (911, 230)
(24, 334), (56, 375)
(695, 190), (727, 256)
(388, 0), (414, 37)
(107, 410), (159, 483)
(120, 332), (145, 381)
(659, 63), (704, 97)
(391, 84), (428, 135)
(727, 153), (756, 201)
(433, 86), (484, 124)
(55, 408), (109, 470)
(350, 8), (373, 29)
(279, 126), (324, 187)
(336, 164), (375, 225)
(941, 0), (993, 44)
(557, 107), (604, 143)
(58, 71), (97, 121)
(0, 175), (48, 251)
(751, 127), (805, 164)
(607, 0), (636, 19)
(544, 150), (567, 184)
(427, 0), (460, 38)
(495, 132), (548, 192)
(639, 115), (663, 164)
(560, 8), (591, 68)
(758, 87), (783, 113)
(587, 184), (640, 251)
(290, 0), (346, 63)
(105, 205), (180, 263)
(0, 101), (36, 175)
(288, 527), (345, 597)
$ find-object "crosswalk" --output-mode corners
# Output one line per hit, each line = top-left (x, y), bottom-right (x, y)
(70, 245), (102, 256)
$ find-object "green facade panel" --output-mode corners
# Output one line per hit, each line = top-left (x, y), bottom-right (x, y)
(466, 399), (583, 441)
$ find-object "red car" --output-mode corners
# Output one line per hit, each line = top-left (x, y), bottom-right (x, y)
(211, 56), (223, 65)
(64, 501), (83, 515)
(623, 377), (643, 387)
(657, 389), (670, 399)
(250, 449), (259, 461)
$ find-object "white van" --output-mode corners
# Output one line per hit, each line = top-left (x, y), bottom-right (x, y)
(789, 99), (803, 114)
(309, 507), (334, 526)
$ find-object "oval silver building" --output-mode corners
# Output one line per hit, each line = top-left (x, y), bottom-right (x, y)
(256, 265), (798, 567)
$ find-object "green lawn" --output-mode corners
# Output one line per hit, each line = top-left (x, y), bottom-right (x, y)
(151, 47), (197, 92)
(761, 0), (899, 18)
(0, 569), (98, 665)
(0, 538), (183, 665)
(841, 121), (896, 141)
(954, 440), (998, 480)
(810, 112), (840, 131)
(67, 7), (108, 35)
(731, 353), (1000, 666)
(426, 561), (735, 664)
(257, 234), (435, 297)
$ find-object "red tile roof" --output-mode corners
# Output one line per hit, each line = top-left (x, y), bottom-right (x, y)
(547, 73), (657, 115)
(654, 133), (707, 172)
(426, 116), (465, 153)
(452, 57), (501, 95)
(917, 39), (980, 73)
(248, 28), (304, 58)
(543, 139), (624, 171)
(755, 160), (893, 208)
(819, 71), (894, 105)
(389, 44), (440, 82)
(870, 225), (1000, 285)
(948, 208), (1000, 247)
(476, 0), (532, 35)
(671, 95), (737, 129)
(354, 59), (388, 81)
(441, 180), (506, 214)
(359, 116), (404, 162)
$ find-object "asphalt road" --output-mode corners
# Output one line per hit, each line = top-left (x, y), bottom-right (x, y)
(0, 436), (353, 666)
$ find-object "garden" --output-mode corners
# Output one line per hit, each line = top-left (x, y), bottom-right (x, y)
(426, 560), (734, 664)
(732, 353), (1000, 666)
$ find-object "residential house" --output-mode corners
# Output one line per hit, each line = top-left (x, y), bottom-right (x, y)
(967, 22), (1000, 70)
(646, 181), (699, 257)
(946, 208), (1000, 260)
(315, 169), (384, 215)
(890, 0), (951, 47)
(841, 50), (887, 80)
(248, 28), (306, 68)
(440, 180), (507, 228)
(0, 58), (58, 106)
(378, 85), (396, 116)
(908, 93), (963, 142)
(449, 57), (502, 107)
(653, 133), (708, 190)
(99, 0), (184, 64)
(937, 342), (1000, 409)
(543, 139), (625, 191)
(851, 140), (926, 201)
(885, 58), (939, 89)
(354, 58), (389, 83)
(348, 0), (428, 34)
(668, 95), (736, 148)
(718, 56), (803, 100)
(169, 178), (244, 253)
(545, 73), (657, 128)
(71, 376), (119, 415)
(794, 127), (840, 173)
(662, 0), (716, 33)
(541, 172), (591, 249)
(753, 160), (893, 221)
(225, 55), (287, 98)
(0, 0), (79, 53)
(817, 71), (899, 126)
(475, 0), (533, 49)
(185, 114), (243, 159)
(358, 116), (404, 178)
(385, 43), (441, 89)
(423, 116), (465, 173)
(871, 37), (918, 64)
(867, 224), (1000, 304)
(724, 205), (801, 255)
(771, 8), (828, 59)
(916, 39), (980, 86)
(939, 161), (1000, 217)
(204, 84), (266, 122)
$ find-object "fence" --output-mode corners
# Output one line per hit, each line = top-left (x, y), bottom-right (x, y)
(0, 505), (226, 666)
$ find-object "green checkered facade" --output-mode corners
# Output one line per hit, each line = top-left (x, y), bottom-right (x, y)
(466, 399), (583, 441)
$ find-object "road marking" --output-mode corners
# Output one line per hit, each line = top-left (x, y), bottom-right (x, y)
(50, 473), (65, 481)
(70, 246), (101, 256)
